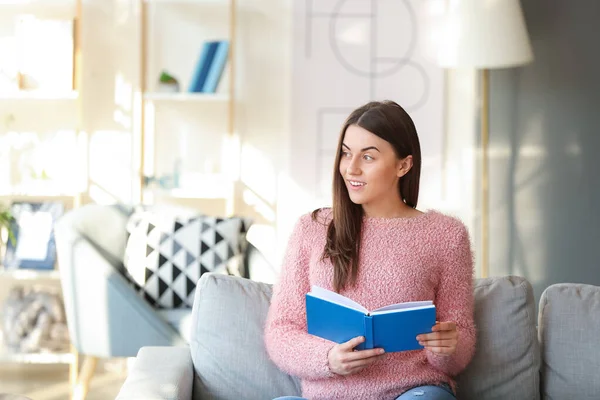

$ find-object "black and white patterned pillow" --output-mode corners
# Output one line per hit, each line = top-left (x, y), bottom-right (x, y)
(123, 211), (251, 309)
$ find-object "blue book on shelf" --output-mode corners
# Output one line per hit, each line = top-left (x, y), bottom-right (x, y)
(188, 41), (219, 93)
(202, 40), (229, 93)
(306, 286), (436, 352)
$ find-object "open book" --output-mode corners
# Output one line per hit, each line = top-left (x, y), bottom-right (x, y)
(306, 286), (436, 352)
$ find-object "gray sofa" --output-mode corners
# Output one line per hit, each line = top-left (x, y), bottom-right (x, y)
(55, 204), (273, 359)
(116, 274), (600, 400)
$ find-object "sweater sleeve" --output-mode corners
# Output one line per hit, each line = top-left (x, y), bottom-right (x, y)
(427, 223), (477, 376)
(264, 214), (336, 380)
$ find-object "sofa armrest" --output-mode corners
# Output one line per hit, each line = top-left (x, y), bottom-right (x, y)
(55, 219), (184, 358)
(116, 346), (193, 400)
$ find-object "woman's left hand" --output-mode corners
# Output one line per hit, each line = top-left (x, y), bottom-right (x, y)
(416, 321), (458, 356)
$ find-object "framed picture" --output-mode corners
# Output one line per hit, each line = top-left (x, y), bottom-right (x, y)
(3, 201), (64, 270)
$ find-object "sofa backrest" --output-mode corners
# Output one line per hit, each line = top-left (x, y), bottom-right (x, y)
(456, 276), (540, 400)
(56, 204), (131, 268)
(190, 274), (301, 400)
(189, 274), (541, 400)
(538, 283), (600, 400)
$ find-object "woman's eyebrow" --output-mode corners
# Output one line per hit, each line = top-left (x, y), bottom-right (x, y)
(342, 143), (380, 153)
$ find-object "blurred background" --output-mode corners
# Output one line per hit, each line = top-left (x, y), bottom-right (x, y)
(0, 0), (598, 398)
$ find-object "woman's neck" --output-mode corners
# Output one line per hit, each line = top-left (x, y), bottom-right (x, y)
(362, 201), (421, 219)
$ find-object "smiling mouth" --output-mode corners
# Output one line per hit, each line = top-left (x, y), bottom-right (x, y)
(347, 180), (366, 187)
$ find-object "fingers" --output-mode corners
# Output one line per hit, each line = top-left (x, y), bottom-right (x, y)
(345, 354), (386, 369)
(340, 336), (365, 351)
(432, 321), (456, 332)
(417, 321), (459, 356)
(346, 347), (385, 361)
(417, 322), (458, 342)
(330, 337), (387, 376)
(418, 339), (455, 348)
(336, 353), (386, 375)
(417, 330), (457, 342)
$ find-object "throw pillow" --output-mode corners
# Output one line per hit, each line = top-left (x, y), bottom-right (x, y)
(123, 211), (251, 309)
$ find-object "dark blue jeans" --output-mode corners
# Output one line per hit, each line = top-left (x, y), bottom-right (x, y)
(274, 382), (455, 400)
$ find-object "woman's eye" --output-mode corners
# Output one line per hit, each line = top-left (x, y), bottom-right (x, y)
(341, 151), (351, 158)
(364, 154), (373, 161)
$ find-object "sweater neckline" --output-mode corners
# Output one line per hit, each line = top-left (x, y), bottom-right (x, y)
(361, 209), (434, 223)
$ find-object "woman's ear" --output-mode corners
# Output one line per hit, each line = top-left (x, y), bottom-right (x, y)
(397, 155), (413, 178)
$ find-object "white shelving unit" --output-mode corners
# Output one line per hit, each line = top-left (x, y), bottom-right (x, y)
(0, 268), (61, 280)
(0, 91), (78, 101)
(144, 0), (227, 4)
(139, 0), (237, 216)
(143, 92), (228, 102)
(0, 2), (81, 397)
(0, 0), (77, 19)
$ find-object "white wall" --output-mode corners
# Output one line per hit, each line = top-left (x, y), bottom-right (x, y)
(235, 0), (479, 280)
(0, 0), (480, 283)
(234, 0), (293, 282)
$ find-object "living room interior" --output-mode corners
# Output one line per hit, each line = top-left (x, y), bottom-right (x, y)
(1, 0), (599, 399)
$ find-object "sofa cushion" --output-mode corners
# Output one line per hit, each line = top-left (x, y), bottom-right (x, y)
(190, 274), (300, 400)
(539, 283), (600, 400)
(124, 212), (252, 308)
(456, 276), (540, 400)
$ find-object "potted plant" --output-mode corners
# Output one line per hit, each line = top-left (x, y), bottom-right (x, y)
(0, 204), (16, 265)
(157, 71), (180, 93)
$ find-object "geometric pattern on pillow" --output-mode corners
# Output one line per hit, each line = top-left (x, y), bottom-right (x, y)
(123, 211), (251, 309)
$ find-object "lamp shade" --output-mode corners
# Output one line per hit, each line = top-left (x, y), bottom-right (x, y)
(438, 0), (534, 68)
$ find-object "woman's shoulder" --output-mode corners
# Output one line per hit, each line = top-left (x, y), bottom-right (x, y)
(291, 208), (332, 235)
(423, 209), (470, 241)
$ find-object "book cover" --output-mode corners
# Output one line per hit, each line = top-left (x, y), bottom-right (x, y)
(306, 286), (436, 352)
(202, 40), (229, 93)
(188, 41), (218, 93)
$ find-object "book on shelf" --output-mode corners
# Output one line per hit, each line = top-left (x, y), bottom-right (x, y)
(306, 285), (436, 353)
(188, 40), (229, 94)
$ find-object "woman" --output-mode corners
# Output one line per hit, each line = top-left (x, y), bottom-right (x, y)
(264, 100), (476, 400)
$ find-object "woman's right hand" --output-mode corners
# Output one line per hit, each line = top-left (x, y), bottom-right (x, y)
(327, 336), (386, 376)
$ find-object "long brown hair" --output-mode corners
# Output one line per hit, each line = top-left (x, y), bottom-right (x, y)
(312, 100), (422, 292)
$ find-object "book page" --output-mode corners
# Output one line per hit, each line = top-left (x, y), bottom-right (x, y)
(371, 304), (435, 316)
(310, 285), (368, 314)
(372, 301), (433, 314)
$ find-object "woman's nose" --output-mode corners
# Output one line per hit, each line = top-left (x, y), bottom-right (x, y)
(346, 157), (361, 175)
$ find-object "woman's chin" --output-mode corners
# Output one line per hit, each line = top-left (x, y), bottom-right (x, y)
(348, 193), (367, 205)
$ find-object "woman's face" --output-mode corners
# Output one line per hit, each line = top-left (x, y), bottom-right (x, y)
(339, 124), (411, 208)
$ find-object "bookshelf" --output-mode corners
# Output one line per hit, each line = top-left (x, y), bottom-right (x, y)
(0, 91), (78, 101)
(0, 0), (82, 394)
(144, 0), (228, 4)
(0, 0), (77, 19)
(0, 0), (84, 205)
(143, 92), (229, 102)
(139, 0), (237, 215)
(0, 268), (61, 280)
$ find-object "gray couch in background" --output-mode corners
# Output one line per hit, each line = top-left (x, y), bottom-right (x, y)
(55, 204), (271, 358)
(116, 274), (600, 400)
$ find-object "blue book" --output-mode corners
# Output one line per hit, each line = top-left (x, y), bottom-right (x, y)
(202, 40), (229, 93)
(188, 41), (219, 93)
(306, 286), (436, 352)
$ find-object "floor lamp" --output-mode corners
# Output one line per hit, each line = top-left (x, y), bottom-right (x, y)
(438, 0), (534, 278)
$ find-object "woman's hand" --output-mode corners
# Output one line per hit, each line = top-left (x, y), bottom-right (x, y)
(417, 321), (458, 356)
(327, 336), (385, 376)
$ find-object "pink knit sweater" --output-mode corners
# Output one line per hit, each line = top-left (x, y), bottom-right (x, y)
(264, 209), (476, 400)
